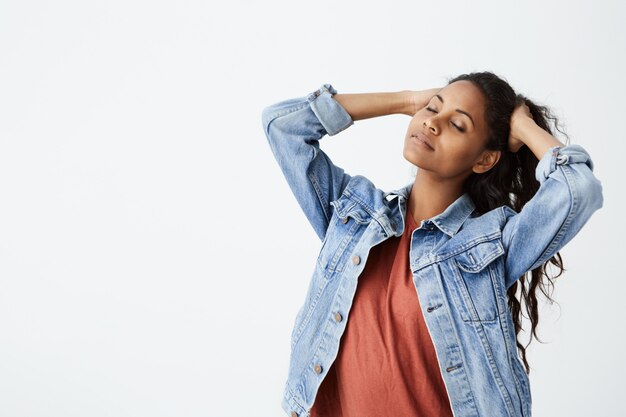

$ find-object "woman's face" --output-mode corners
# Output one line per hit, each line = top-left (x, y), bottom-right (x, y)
(403, 80), (500, 180)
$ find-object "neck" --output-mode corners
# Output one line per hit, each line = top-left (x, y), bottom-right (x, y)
(408, 169), (465, 226)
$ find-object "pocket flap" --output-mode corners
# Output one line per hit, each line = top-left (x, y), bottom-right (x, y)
(330, 195), (373, 224)
(454, 238), (505, 273)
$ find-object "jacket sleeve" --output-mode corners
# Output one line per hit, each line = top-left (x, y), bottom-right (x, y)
(261, 83), (355, 242)
(502, 144), (604, 289)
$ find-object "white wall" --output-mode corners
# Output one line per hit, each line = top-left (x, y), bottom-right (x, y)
(0, 0), (623, 416)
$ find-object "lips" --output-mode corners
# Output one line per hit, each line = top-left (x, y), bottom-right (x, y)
(411, 133), (434, 150)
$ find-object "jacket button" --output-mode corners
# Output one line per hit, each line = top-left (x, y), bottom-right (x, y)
(341, 216), (349, 224)
(290, 412), (298, 417)
(334, 312), (342, 322)
(352, 255), (361, 265)
(314, 364), (323, 374)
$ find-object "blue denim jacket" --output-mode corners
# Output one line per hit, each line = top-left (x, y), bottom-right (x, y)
(261, 84), (604, 417)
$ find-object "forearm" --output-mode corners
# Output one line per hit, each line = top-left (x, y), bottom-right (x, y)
(515, 117), (566, 160)
(331, 91), (413, 121)
(332, 87), (444, 121)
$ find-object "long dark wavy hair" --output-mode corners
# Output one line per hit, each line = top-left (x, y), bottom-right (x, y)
(446, 71), (570, 374)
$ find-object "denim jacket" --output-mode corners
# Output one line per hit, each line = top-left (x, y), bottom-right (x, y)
(261, 83), (604, 417)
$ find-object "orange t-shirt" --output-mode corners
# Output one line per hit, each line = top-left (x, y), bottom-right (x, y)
(310, 210), (454, 417)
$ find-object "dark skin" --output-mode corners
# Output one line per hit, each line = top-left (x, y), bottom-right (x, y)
(404, 80), (563, 227)
(333, 80), (564, 228)
(403, 80), (499, 226)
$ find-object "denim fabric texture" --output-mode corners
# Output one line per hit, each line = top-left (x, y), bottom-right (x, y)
(261, 83), (604, 417)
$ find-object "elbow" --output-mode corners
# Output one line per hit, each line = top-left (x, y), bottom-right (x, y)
(261, 105), (276, 137)
(588, 175), (604, 211)
(562, 145), (603, 213)
(261, 103), (295, 144)
(575, 168), (604, 219)
(261, 105), (286, 151)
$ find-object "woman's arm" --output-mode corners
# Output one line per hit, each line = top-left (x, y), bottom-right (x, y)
(508, 102), (566, 156)
(262, 84), (443, 241)
(262, 84), (353, 242)
(333, 88), (442, 120)
(501, 108), (604, 288)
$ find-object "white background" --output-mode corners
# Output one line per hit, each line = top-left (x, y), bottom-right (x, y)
(1, 1), (624, 416)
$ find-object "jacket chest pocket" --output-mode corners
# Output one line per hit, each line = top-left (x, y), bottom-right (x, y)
(317, 199), (372, 274)
(446, 238), (505, 323)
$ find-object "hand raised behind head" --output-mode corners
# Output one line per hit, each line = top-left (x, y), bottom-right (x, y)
(508, 100), (533, 153)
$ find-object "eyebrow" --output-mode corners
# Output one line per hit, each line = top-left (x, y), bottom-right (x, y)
(435, 94), (475, 127)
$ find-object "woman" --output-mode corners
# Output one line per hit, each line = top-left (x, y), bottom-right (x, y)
(261, 71), (603, 417)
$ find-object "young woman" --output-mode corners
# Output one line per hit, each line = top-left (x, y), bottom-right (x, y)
(261, 71), (603, 417)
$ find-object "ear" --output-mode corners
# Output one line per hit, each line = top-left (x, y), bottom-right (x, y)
(472, 149), (501, 174)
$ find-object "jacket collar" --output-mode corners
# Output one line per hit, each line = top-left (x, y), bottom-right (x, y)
(384, 181), (476, 237)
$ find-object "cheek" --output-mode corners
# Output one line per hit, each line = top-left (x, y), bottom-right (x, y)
(437, 141), (482, 172)
(443, 140), (480, 161)
(409, 114), (426, 129)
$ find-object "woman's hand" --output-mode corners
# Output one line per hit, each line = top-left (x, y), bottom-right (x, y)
(406, 88), (443, 116)
(508, 101), (533, 152)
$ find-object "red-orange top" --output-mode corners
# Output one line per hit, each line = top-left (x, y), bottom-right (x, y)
(310, 211), (454, 417)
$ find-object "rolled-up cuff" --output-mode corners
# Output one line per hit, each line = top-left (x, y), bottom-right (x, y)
(534, 144), (594, 183)
(307, 83), (354, 136)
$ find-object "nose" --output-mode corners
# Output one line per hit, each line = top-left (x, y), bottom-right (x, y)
(423, 119), (438, 134)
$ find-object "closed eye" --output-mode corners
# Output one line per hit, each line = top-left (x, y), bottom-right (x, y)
(426, 107), (465, 132)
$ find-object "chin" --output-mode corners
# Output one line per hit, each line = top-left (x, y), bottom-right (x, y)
(402, 148), (423, 167)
